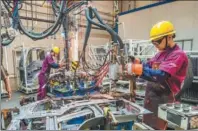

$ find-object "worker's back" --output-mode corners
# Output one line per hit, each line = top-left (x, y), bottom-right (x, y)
(40, 53), (53, 75)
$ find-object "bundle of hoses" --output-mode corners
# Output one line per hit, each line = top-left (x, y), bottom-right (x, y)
(73, 6), (125, 88)
(1, 3), (15, 46)
(76, 6), (124, 75)
(1, 0), (87, 45)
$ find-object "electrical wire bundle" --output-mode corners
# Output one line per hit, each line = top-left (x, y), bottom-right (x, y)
(74, 4), (125, 86)
(94, 62), (110, 87)
(1, 0), (64, 45)
(1, 0), (87, 44)
(1, 2), (16, 46)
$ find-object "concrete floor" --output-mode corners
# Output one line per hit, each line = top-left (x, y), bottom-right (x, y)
(1, 91), (37, 109)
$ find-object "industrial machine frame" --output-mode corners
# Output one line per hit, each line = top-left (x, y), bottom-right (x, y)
(13, 45), (49, 94)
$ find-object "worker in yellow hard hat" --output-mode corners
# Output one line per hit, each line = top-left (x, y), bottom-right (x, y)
(37, 46), (66, 100)
(125, 21), (188, 129)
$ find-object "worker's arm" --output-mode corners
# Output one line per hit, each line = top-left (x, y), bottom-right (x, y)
(50, 62), (60, 68)
(47, 55), (61, 69)
(141, 65), (170, 82)
(50, 62), (66, 69)
(139, 54), (168, 81)
(126, 61), (169, 82)
(128, 52), (187, 82)
(142, 52), (188, 82)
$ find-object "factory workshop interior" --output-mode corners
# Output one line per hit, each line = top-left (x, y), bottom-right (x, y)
(1, 0), (198, 130)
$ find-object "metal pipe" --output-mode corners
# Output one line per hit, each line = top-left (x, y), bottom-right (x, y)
(35, 0), (38, 23)
(92, 7), (124, 49)
(19, 8), (114, 24)
(121, 1), (123, 12)
(23, 1), (47, 8)
(31, 0), (33, 30)
(20, 2), (113, 20)
(21, 3), (114, 18)
(22, 43), (27, 88)
(0, 2), (2, 95)
(85, 8), (116, 42)
(19, 9), (114, 25)
(20, 15), (106, 30)
(17, 0), (66, 40)
(20, 15), (54, 23)
(72, 9), (79, 62)
(20, 8), (54, 16)
(5, 47), (9, 71)
(25, 3), (28, 28)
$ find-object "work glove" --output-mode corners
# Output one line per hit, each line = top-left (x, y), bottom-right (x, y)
(59, 62), (66, 68)
(128, 56), (141, 64)
(125, 63), (143, 76)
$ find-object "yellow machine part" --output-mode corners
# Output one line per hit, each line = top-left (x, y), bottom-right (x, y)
(71, 61), (79, 72)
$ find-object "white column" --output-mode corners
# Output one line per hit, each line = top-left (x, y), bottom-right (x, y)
(72, 9), (79, 62)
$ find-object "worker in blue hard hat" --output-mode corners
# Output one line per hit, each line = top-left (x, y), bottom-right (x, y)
(37, 46), (66, 100)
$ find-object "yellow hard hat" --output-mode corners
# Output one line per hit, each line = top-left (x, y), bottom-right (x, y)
(150, 21), (176, 41)
(52, 46), (60, 54)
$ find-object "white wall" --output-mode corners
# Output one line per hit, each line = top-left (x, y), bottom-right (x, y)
(118, 1), (198, 50)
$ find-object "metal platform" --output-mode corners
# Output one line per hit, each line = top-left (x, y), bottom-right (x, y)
(6, 97), (152, 130)
(158, 102), (198, 130)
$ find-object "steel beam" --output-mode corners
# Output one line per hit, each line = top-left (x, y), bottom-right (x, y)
(19, 16), (111, 30)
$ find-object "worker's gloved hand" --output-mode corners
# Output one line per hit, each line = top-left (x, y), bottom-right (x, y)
(125, 63), (143, 76)
(59, 62), (66, 68)
(134, 58), (141, 64)
(128, 56), (141, 64)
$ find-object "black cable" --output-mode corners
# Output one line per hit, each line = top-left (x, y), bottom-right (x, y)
(92, 7), (124, 49)
(81, 8), (112, 70)
(2, 0), (86, 42)
(90, 7), (126, 71)
(73, 4), (93, 85)
(17, 1), (66, 40)
(79, 6), (125, 79)
(2, 0), (13, 17)
(1, 1), (15, 46)
(64, 1), (86, 14)
(31, 0), (33, 30)
(5, 0), (23, 10)
(2, 0), (66, 40)
(1, 37), (15, 46)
